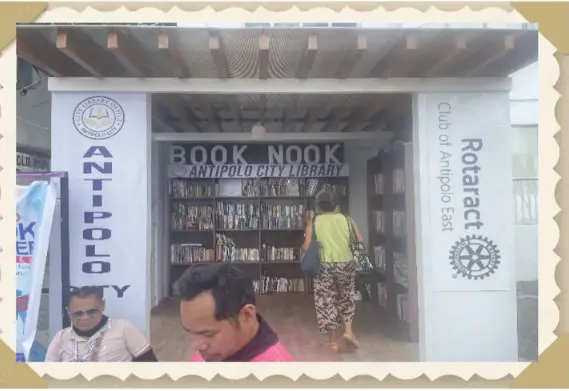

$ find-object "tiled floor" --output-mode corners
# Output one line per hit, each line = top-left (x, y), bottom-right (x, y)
(150, 294), (418, 362)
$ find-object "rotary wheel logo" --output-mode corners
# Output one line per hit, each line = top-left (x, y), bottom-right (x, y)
(449, 235), (501, 280)
(73, 96), (125, 140)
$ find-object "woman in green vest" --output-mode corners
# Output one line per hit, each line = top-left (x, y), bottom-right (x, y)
(302, 190), (363, 353)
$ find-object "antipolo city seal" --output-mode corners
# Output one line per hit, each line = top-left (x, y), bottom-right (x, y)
(73, 96), (125, 140)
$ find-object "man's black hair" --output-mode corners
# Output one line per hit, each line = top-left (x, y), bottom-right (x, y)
(174, 263), (256, 320)
(316, 190), (337, 213)
(67, 285), (104, 306)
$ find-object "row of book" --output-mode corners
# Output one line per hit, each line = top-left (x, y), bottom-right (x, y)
(392, 168), (406, 194)
(393, 251), (409, 288)
(261, 179), (303, 197)
(372, 173), (384, 195)
(253, 276), (313, 294)
(169, 180), (215, 199)
(171, 204), (215, 231)
(371, 210), (407, 237)
(215, 202), (260, 230)
(261, 245), (300, 262)
(168, 179), (346, 199)
(171, 244), (216, 264)
(261, 204), (305, 230)
(396, 293), (409, 324)
(373, 245), (386, 271)
(171, 201), (314, 231)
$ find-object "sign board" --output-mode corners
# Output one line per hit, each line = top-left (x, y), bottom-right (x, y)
(168, 143), (349, 178)
(423, 93), (513, 292)
(50, 93), (149, 336)
(17, 151), (50, 172)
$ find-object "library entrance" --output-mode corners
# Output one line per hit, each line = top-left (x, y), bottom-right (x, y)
(152, 94), (418, 361)
(39, 24), (537, 361)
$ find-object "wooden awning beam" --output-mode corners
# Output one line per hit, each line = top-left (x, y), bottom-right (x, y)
(334, 34), (367, 78)
(108, 30), (151, 78)
(158, 31), (191, 78)
(56, 29), (111, 77)
(209, 32), (229, 78)
(258, 34), (270, 79)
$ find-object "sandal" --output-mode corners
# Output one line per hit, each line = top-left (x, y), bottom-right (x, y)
(342, 333), (360, 350)
(328, 342), (340, 353)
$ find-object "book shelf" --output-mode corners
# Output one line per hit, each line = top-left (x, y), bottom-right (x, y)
(367, 143), (419, 342)
(168, 176), (349, 296)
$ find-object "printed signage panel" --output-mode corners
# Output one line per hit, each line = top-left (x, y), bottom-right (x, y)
(424, 93), (513, 291)
(50, 93), (149, 336)
(168, 143), (349, 178)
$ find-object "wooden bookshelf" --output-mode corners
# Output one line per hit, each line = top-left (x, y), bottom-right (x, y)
(167, 177), (349, 295)
(367, 143), (419, 343)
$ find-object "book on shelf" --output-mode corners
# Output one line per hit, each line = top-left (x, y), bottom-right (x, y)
(171, 204), (215, 231)
(372, 173), (384, 195)
(393, 251), (409, 289)
(217, 179), (260, 197)
(215, 201), (260, 230)
(373, 210), (385, 233)
(396, 293), (409, 323)
(254, 276), (313, 294)
(392, 168), (406, 194)
(392, 210), (407, 238)
(377, 282), (388, 308)
(373, 245), (386, 271)
(169, 179), (215, 199)
(171, 244), (215, 264)
(260, 178), (303, 197)
(215, 233), (260, 263)
(261, 203), (305, 229)
(261, 244), (300, 262)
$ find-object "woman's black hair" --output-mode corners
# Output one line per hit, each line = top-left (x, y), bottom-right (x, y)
(174, 263), (255, 321)
(316, 190), (337, 213)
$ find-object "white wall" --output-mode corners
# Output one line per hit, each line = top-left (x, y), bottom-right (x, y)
(510, 62), (538, 282)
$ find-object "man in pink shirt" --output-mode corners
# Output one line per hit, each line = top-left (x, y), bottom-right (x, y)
(174, 263), (293, 362)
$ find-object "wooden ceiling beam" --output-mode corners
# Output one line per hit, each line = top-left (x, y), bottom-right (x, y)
(297, 35), (318, 78)
(368, 95), (411, 132)
(344, 96), (389, 132)
(302, 98), (329, 133)
(107, 30), (151, 78)
(382, 35), (422, 78)
(368, 32), (404, 77)
(158, 31), (191, 78)
(56, 28), (112, 77)
(209, 32), (229, 78)
(282, 35), (318, 131)
(154, 95), (201, 132)
(334, 34), (367, 78)
(320, 96), (361, 132)
(423, 35), (468, 77)
(482, 31), (538, 77)
(465, 35), (516, 77)
(17, 31), (85, 77)
(281, 95), (298, 132)
(258, 94), (267, 122)
(258, 34), (270, 79)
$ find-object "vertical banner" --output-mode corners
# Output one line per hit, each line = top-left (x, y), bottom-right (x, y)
(423, 93), (514, 291)
(416, 92), (517, 361)
(51, 93), (150, 336)
(16, 181), (57, 362)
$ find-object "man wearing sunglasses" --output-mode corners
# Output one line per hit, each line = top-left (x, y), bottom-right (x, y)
(45, 286), (157, 362)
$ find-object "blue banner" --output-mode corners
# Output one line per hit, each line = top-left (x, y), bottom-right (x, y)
(16, 181), (57, 362)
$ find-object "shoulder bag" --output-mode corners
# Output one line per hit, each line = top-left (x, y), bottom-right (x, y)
(345, 215), (374, 274)
(300, 215), (321, 277)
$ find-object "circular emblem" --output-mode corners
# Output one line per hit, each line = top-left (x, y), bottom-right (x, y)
(73, 96), (125, 140)
(449, 235), (501, 280)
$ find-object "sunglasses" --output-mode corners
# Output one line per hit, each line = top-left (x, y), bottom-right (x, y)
(69, 308), (99, 318)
